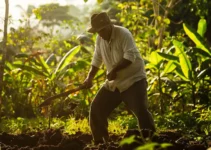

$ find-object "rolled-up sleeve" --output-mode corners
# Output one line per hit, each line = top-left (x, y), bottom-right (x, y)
(91, 37), (102, 68)
(122, 31), (137, 63)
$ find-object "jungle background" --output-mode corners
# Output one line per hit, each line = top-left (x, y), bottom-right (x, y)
(0, 0), (211, 149)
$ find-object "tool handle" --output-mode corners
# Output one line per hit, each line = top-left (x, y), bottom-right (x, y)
(39, 85), (85, 107)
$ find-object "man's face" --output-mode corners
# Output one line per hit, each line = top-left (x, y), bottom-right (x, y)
(97, 25), (112, 41)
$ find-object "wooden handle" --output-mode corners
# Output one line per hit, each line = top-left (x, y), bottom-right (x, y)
(39, 85), (85, 107)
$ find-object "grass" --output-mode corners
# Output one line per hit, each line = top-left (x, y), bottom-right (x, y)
(0, 116), (129, 135)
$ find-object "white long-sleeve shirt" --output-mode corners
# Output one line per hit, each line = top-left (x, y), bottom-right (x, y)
(91, 25), (146, 92)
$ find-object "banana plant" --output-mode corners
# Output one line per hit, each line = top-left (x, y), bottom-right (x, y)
(184, 19), (211, 106)
(3, 45), (91, 117)
(146, 49), (176, 114)
(183, 19), (211, 79)
(157, 18), (211, 108)
(3, 63), (35, 117)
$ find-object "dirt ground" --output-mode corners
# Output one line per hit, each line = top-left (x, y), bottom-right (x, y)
(0, 128), (210, 150)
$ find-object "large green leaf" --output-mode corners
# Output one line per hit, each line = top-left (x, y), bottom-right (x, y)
(12, 64), (48, 77)
(5, 62), (13, 71)
(173, 40), (192, 80)
(157, 52), (179, 61)
(136, 143), (159, 150)
(37, 56), (50, 75)
(183, 23), (211, 56)
(192, 48), (211, 58)
(54, 46), (81, 75)
(46, 53), (56, 66)
(175, 66), (189, 81)
(197, 18), (207, 38)
(72, 60), (89, 71)
(197, 67), (211, 79)
(161, 61), (177, 76)
(145, 63), (158, 70)
(56, 63), (75, 78)
(149, 51), (163, 65)
(120, 135), (137, 146)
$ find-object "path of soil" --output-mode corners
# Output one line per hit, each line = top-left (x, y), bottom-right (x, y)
(0, 128), (210, 150)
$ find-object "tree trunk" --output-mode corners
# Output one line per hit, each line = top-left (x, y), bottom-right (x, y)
(158, 0), (175, 49)
(151, 0), (182, 49)
(148, 0), (159, 49)
(0, 0), (9, 120)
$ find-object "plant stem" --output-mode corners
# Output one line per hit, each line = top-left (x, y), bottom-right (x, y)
(0, 0), (9, 121)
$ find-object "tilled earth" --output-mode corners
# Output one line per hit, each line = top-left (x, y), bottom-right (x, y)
(0, 128), (211, 150)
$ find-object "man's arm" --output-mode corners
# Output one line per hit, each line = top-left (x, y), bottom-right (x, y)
(83, 65), (99, 88)
(107, 58), (132, 81)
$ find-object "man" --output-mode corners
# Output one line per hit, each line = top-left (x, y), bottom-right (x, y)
(83, 12), (155, 144)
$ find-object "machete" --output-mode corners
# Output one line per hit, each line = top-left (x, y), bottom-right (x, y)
(39, 85), (86, 107)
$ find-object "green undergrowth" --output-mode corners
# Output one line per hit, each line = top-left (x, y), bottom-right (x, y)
(0, 116), (129, 135)
(1, 105), (211, 137)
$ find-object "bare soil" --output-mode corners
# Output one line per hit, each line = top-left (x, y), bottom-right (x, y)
(0, 128), (210, 150)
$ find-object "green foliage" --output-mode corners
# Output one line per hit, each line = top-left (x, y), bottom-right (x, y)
(120, 135), (172, 150)
(155, 112), (197, 130)
(117, 1), (156, 54)
(197, 19), (207, 38)
(155, 18), (211, 110)
(0, 116), (128, 135)
(188, 0), (211, 18)
(136, 143), (172, 150)
(173, 40), (192, 80)
(97, 0), (104, 3)
(0, 117), (48, 133)
(146, 49), (175, 114)
(64, 117), (90, 134)
(116, 114), (137, 129)
(52, 46), (81, 79)
(183, 22), (211, 56)
(1, 0), (211, 142)
(2, 41), (92, 117)
(120, 135), (138, 146)
(108, 120), (128, 135)
(193, 105), (211, 134)
(33, 3), (79, 26)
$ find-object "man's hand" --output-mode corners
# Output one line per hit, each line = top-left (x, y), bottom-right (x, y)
(82, 78), (93, 89)
(82, 65), (99, 89)
(107, 59), (132, 81)
(107, 70), (117, 81)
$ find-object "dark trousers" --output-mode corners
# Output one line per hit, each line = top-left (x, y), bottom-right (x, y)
(89, 78), (155, 142)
